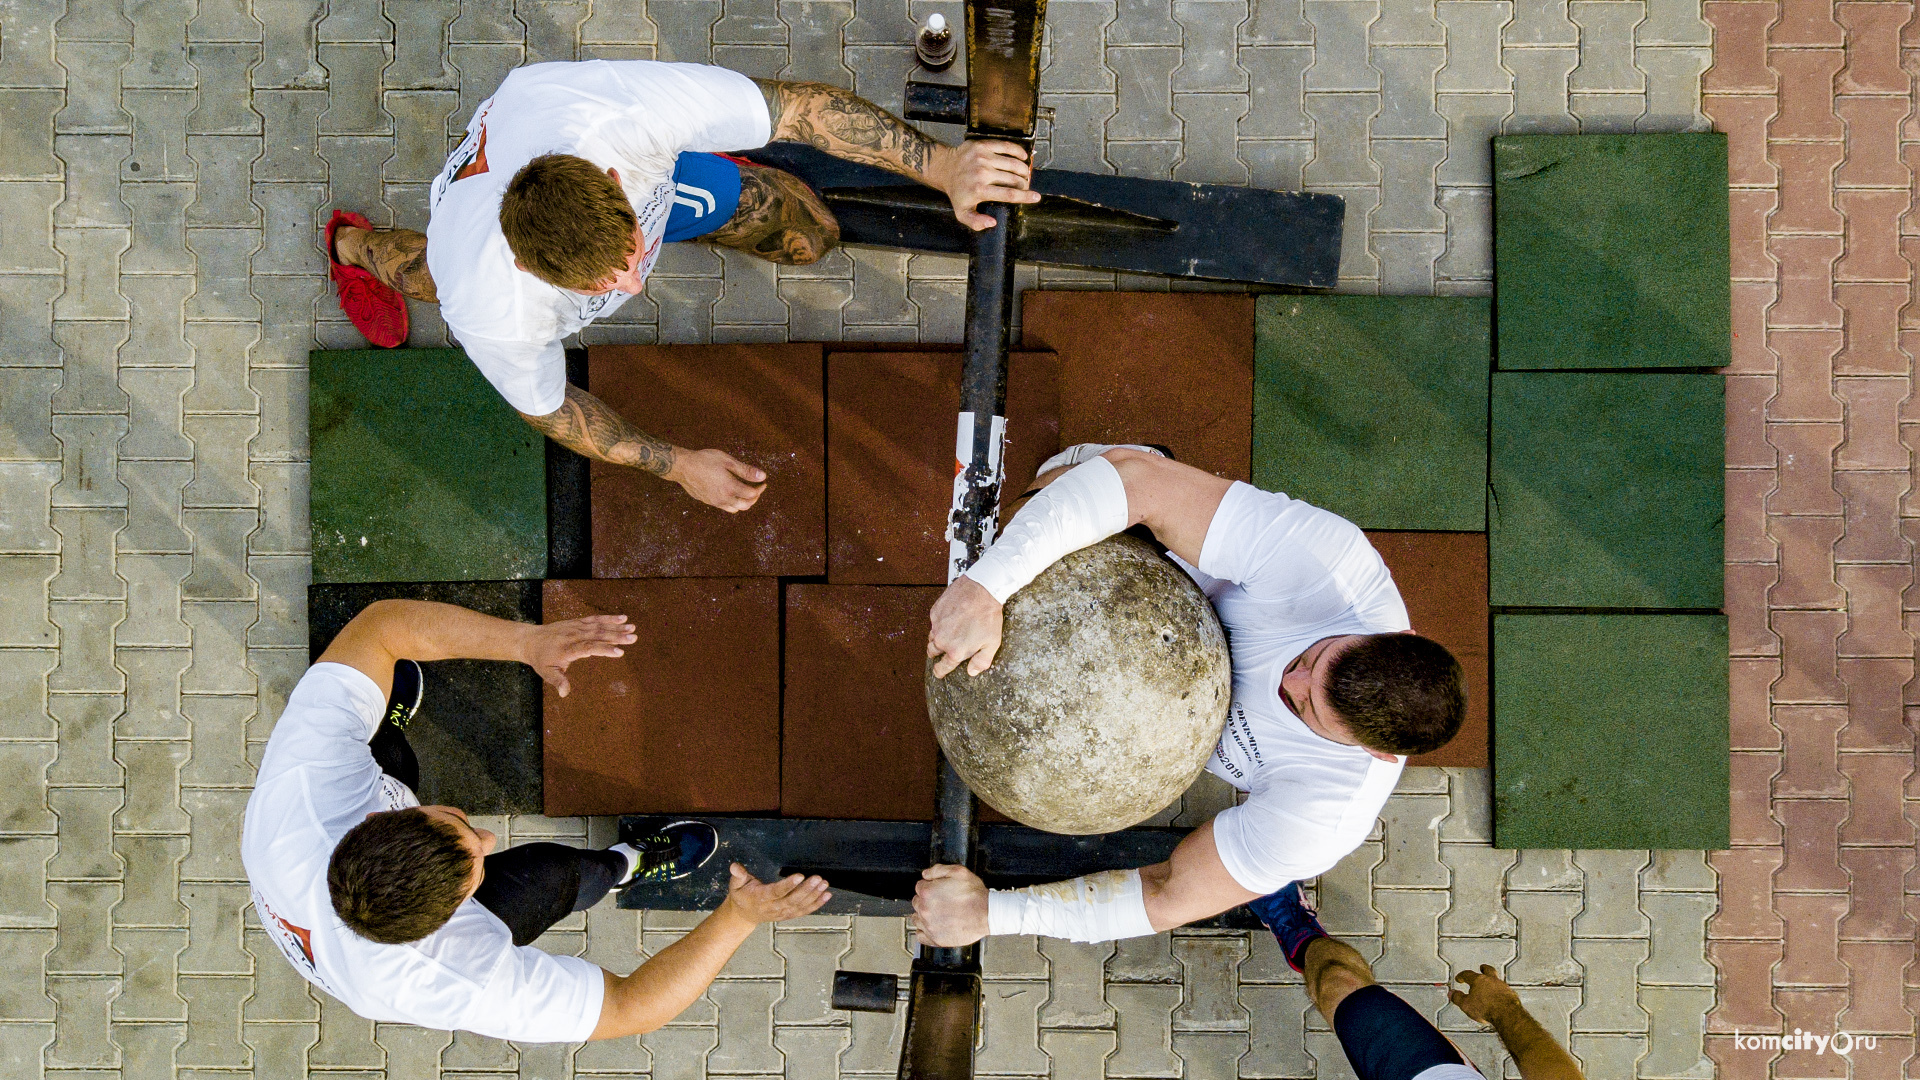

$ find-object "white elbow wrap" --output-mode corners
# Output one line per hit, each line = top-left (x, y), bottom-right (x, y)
(962, 456), (1130, 604)
(984, 869), (1156, 943)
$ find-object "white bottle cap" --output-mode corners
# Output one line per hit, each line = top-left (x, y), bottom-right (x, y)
(927, 12), (946, 31)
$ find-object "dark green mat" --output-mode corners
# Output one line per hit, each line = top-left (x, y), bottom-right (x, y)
(1254, 295), (1489, 530)
(1493, 613), (1729, 849)
(1494, 133), (1730, 370)
(1489, 371), (1723, 608)
(310, 349), (547, 583)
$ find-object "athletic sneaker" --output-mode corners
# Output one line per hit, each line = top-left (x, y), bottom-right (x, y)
(1246, 882), (1330, 974)
(382, 658), (424, 730)
(613, 820), (720, 886)
(325, 209), (409, 349)
(1033, 442), (1168, 478)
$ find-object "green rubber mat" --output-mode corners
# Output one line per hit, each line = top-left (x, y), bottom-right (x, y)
(1254, 295), (1489, 530)
(1490, 371), (1723, 608)
(1493, 613), (1729, 849)
(1494, 133), (1730, 370)
(310, 349), (547, 583)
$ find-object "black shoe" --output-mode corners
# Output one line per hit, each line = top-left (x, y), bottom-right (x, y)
(383, 658), (424, 730)
(616, 820), (720, 886)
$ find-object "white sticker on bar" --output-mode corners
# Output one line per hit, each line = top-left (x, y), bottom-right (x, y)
(946, 411), (1008, 582)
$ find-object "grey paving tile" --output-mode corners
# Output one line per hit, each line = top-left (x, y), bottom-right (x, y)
(1371, 0), (1441, 44)
(187, 0), (264, 41)
(110, 834), (187, 925)
(0, 465), (61, 550)
(1637, 986), (1713, 1077)
(1240, 984), (1312, 1077)
(44, 976), (119, 1068)
(177, 882), (252, 976)
(386, 0), (458, 87)
(1242, 0), (1311, 42)
(1173, 2), (1249, 91)
(1110, 0), (1183, 44)
(53, 231), (132, 321)
(708, 980), (782, 1073)
(55, 138), (133, 232)
(0, 740), (56, 835)
(0, 0), (68, 86)
(179, 509), (254, 602)
(640, 1025), (715, 1080)
(1637, 891), (1715, 986)
(120, 368), (194, 462)
(1642, 850), (1715, 893)
(116, 647), (192, 737)
(1373, 45), (1445, 136)
(520, 0), (591, 63)
(1037, 940), (1115, 1026)
(1504, 0), (1575, 44)
(1506, 891), (1583, 985)
(181, 413), (261, 509)
(0, 931), (56, 1018)
(1040, 1028), (1116, 1080)
(186, 136), (264, 226)
(1239, 47), (1312, 138)
(1569, 89), (1646, 131)
(47, 694), (118, 786)
(0, 835), (58, 922)
(317, 43), (393, 134)
(123, 89), (196, 182)
(716, 0), (787, 43)
(122, 0), (196, 88)
(49, 324), (128, 416)
(0, 556), (61, 646)
(186, 44), (265, 134)
(1172, 93), (1250, 183)
(1368, 890), (1450, 982)
(1570, 850), (1650, 937)
(1106, 982), (1181, 1076)
(1568, 0), (1644, 91)
(1107, 46), (1182, 140)
(1435, 1), (1511, 91)
(47, 882), (123, 972)
(1380, 230), (1445, 295)
(1370, 137), (1445, 229)
(1435, 92), (1509, 184)
(1304, 0), (1379, 91)
(1437, 845), (1516, 937)
(179, 696), (257, 786)
(654, 0), (723, 61)
(180, 600), (258, 695)
(0, 183), (65, 273)
(119, 461), (195, 556)
(245, 553), (306, 647)
(581, 0), (658, 45)
(0, 274), (69, 366)
(110, 926), (188, 1021)
(113, 739), (191, 834)
(1172, 936), (1249, 1031)
(244, 1020), (319, 1077)
(1044, 1), (1117, 92)
(374, 1020), (452, 1073)
(54, 43), (132, 133)
(178, 975), (253, 1067)
(120, 191), (196, 281)
(770, 928), (847, 1024)
(1436, 935), (1516, 995)
(1569, 938), (1649, 1032)
(1040, 92), (1117, 172)
(1502, 46), (1577, 132)
(316, 0), (392, 42)
(254, 0), (327, 88)
(252, 90), (328, 180)
(1639, 0), (1709, 45)
(1636, 45), (1711, 132)
(1173, 1032), (1249, 1080)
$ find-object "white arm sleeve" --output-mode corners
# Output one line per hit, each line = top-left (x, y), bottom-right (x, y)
(985, 869), (1156, 943)
(961, 456), (1130, 603)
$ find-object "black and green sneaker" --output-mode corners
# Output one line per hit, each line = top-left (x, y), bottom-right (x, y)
(383, 658), (424, 731)
(614, 820), (720, 886)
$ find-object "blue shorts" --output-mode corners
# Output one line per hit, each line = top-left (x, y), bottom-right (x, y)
(662, 152), (745, 243)
(1333, 985), (1474, 1080)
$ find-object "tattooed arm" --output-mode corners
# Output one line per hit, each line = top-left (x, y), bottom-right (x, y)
(520, 383), (768, 513)
(753, 79), (1040, 231)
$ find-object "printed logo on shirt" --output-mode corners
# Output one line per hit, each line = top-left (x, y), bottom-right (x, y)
(252, 888), (337, 995)
(430, 103), (493, 213)
(1211, 700), (1261, 781)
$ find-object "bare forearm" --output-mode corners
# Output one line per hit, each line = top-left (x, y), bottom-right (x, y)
(757, 79), (942, 184)
(520, 383), (677, 476)
(1489, 1005), (1585, 1080)
(318, 600), (535, 693)
(594, 902), (756, 1038)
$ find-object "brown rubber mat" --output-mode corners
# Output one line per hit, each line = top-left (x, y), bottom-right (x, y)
(1365, 531), (1490, 768)
(588, 344), (825, 578)
(1020, 292), (1254, 482)
(541, 578), (780, 816)
(826, 351), (1059, 585)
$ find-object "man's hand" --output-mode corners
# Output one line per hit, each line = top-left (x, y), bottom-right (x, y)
(927, 576), (1005, 677)
(666, 448), (768, 513)
(722, 863), (831, 923)
(911, 864), (990, 947)
(927, 140), (1043, 230)
(525, 614), (636, 697)
(1449, 965), (1524, 1026)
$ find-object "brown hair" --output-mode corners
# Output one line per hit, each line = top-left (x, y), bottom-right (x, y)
(500, 153), (637, 290)
(1324, 633), (1466, 756)
(327, 808), (475, 944)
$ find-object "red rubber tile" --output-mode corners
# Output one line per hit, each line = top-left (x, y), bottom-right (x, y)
(1835, 658), (1915, 750)
(1835, 283), (1910, 374)
(1837, 752), (1916, 844)
(1772, 706), (1847, 797)
(1775, 798), (1851, 890)
(1836, 97), (1912, 187)
(1766, 48), (1846, 139)
(1729, 658), (1783, 750)
(541, 578), (780, 816)
(1708, 847), (1786, 938)
(781, 584), (943, 820)
(587, 344), (825, 578)
(825, 351), (1059, 585)
(1362, 532), (1487, 768)
(1706, 941), (1786, 1031)
(1704, 94), (1779, 185)
(1837, 3), (1913, 92)
(1019, 292), (1254, 482)
(1769, 235), (1846, 328)
(1703, 3), (1779, 94)
(1771, 609), (1849, 703)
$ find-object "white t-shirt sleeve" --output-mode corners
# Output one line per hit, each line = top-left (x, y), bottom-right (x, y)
(459, 333), (568, 416)
(1209, 790), (1355, 894)
(252, 663), (387, 786)
(463, 943), (607, 1043)
(1195, 483), (1383, 603)
(598, 62), (773, 169)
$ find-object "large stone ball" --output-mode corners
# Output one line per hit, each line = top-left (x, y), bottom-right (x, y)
(926, 534), (1233, 835)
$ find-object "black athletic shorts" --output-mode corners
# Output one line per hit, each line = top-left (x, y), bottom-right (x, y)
(1333, 985), (1481, 1080)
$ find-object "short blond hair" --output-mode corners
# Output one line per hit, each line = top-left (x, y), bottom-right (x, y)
(500, 154), (637, 290)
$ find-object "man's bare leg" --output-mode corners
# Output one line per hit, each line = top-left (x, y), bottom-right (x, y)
(334, 226), (440, 303)
(702, 167), (841, 265)
(1301, 936), (1379, 1020)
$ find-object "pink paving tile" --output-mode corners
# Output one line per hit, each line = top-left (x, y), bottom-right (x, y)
(1837, 564), (1916, 657)
(1836, 377), (1915, 468)
(1733, 751), (1788, 845)
(1732, 188), (1784, 280)
(1838, 752), (1918, 845)
(1704, 1035), (1776, 1080)
(1772, 988), (1852, 1078)
(1708, 940), (1787, 1030)
(1841, 941), (1919, 1033)
(1731, 658), (1786, 750)
(1834, 472), (1914, 562)
(1846, 1035), (1914, 1080)
(1771, 0), (1844, 46)
(1837, 3), (1915, 94)
(1907, 146), (1920, 231)
(1765, 422), (1845, 515)
(1769, 141), (1847, 234)
(1774, 798), (1852, 891)
(1729, 374), (1781, 467)
(1728, 470), (1781, 562)
(1772, 609), (1850, 702)
(1837, 190), (1916, 282)
(1771, 705), (1849, 797)
(1763, 331), (1843, 420)
(1839, 846), (1918, 940)
(1731, 562), (1785, 657)
(1836, 96), (1914, 187)
(1835, 283), (1913, 374)
(1729, 281), (1780, 374)
(1768, 235), (1847, 329)
(1773, 891), (1851, 986)
(1706, 2), (1781, 93)
(1710, 846), (1788, 938)
(1836, 657), (1916, 749)
(1766, 49), (1846, 139)
(1707, 93), (1782, 185)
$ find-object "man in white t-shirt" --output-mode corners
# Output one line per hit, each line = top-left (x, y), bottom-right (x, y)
(242, 598), (832, 1042)
(327, 59), (1040, 514)
(912, 444), (1466, 947)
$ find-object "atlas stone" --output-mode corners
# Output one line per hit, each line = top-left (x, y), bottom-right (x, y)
(925, 535), (1233, 835)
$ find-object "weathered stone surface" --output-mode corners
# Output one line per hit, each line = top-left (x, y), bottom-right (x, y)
(925, 535), (1231, 834)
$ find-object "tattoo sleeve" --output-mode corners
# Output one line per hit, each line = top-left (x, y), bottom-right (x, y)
(519, 382), (677, 477)
(754, 78), (942, 183)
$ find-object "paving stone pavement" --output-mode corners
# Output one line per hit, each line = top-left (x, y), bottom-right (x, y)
(4, 0), (1900, 1077)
